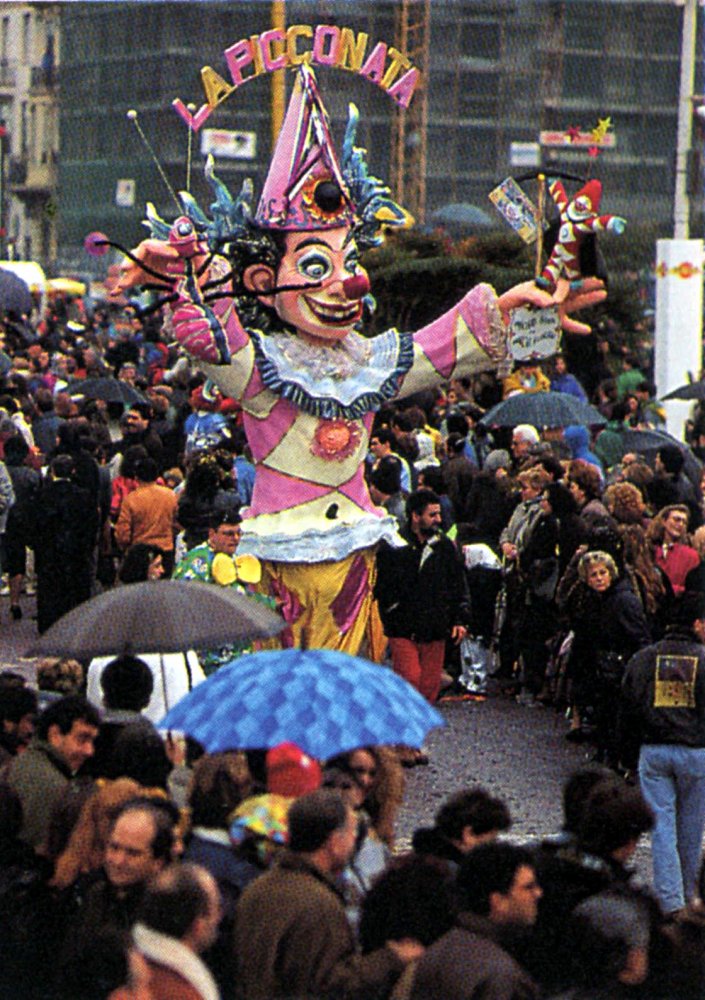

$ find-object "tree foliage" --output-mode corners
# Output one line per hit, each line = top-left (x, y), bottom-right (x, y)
(363, 223), (657, 338)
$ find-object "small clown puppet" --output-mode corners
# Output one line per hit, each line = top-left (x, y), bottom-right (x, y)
(106, 66), (607, 656)
(537, 178), (626, 293)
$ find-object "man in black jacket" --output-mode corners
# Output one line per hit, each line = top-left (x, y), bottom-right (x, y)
(622, 592), (705, 918)
(375, 488), (469, 704)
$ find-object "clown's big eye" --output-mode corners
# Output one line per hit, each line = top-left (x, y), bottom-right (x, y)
(176, 220), (193, 236)
(297, 252), (332, 281)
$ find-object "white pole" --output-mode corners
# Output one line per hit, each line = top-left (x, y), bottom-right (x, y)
(674, 0), (697, 238)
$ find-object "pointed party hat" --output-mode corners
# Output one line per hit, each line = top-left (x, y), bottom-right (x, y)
(255, 65), (356, 231)
(573, 178), (602, 212)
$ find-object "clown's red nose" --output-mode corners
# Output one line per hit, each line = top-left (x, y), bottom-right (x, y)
(343, 273), (370, 300)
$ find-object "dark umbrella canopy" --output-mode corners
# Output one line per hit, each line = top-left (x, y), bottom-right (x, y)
(159, 648), (445, 759)
(26, 580), (284, 658)
(615, 428), (702, 489)
(479, 391), (606, 429)
(67, 377), (147, 406)
(431, 203), (496, 235)
(0, 269), (33, 316)
(661, 382), (705, 402)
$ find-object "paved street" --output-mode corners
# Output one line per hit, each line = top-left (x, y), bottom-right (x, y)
(397, 694), (591, 849)
(0, 591), (41, 683)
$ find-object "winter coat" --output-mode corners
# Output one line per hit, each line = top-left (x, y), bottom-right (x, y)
(375, 531), (470, 642)
(566, 576), (651, 702)
(622, 628), (705, 748)
(233, 851), (404, 1000)
(409, 911), (539, 1000)
(6, 739), (74, 849)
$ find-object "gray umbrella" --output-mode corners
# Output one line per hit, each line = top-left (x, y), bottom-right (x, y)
(616, 429), (702, 489)
(479, 391), (606, 429)
(67, 377), (147, 406)
(0, 269), (33, 316)
(661, 382), (705, 402)
(26, 580), (284, 658)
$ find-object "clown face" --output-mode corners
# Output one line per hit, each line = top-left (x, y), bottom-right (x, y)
(245, 226), (369, 344)
(568, 195), (594, 222)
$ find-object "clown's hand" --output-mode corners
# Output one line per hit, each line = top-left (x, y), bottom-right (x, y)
(111, 238), (185, 296)
(111, 218), (212, 297)
(497, 278), (607, 336)
(554, 277), (608, 334)
(607, 217), (626, 236)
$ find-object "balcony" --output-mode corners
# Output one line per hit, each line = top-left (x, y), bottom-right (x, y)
(8, 157), (27, 186)
(8, 151), (57, 195)
(29, 64), (58, 92)
(0, 61), (16, 90)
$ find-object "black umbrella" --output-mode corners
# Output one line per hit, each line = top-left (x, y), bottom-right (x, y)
(67, 377), (147, 406)
(0, 269), (33, 316)
(26, 580), (284, 658)
(661, 382), (705, 402)
(479, 391), (606, 429)
(616, 429), (702, 489)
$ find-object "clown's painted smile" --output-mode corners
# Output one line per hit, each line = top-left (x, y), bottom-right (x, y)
(302, 294), (363, 326)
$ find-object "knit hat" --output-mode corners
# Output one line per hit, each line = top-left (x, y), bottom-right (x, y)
(266, 742), (322, 797)
(484, 449), (511, 475)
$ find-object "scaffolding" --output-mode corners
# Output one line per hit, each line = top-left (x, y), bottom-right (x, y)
(389, 0), (430, 223)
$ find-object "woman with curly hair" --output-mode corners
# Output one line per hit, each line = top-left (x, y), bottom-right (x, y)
(646, 504), (699, 596)
(603, 481), (648, 528)
(618, 523), (672, 638)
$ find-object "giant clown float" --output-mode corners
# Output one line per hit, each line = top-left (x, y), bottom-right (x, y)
(91, 30), (611, 657)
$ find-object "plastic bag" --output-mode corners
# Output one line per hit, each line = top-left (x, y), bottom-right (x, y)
(459, 636), (489, 694)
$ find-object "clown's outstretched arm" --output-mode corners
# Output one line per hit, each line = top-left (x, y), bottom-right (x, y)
(397, 283), (508, 398)
(112, 235), (256, 401)
(397, 278), (607, 398)
(170, 274), (256, 401)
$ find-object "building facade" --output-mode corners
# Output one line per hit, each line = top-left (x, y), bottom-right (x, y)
(55, 1), (701, 275)
(1, 2), (60, 267)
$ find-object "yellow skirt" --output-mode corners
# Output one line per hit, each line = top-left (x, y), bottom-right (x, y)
(259, 548), (386, 659)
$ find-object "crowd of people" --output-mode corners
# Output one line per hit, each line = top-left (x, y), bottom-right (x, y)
(0, 687), (704, 999)
(1, 292), (705, 996)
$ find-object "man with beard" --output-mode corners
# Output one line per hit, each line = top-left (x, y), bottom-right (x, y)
(375, 488), (469, 705)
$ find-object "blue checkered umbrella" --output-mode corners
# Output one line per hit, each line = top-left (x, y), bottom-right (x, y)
(158, 648), (445, 759)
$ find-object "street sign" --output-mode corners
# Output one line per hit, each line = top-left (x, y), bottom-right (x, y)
(115, 179), (136, 208)
(509, 141), (541, 168)
(200, 129), (257, 160)
(539, 130), (616, 149)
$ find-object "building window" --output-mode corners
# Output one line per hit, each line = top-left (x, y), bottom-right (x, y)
(22, 13), (31, 63)
(1, 17), (9, 63)
(20, 101), (27, 155)
(29, 105), (36, 162)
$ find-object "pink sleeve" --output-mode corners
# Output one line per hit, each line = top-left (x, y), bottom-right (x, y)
(402, 283), (507, 392)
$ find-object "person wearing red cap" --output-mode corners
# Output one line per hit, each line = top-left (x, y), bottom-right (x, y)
(265, 742), (322, 798)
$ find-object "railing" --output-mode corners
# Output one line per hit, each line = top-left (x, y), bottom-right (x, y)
(0, 62), (16, 88)
(8, 158), (27, 185)
(30, 64), (58, 90)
